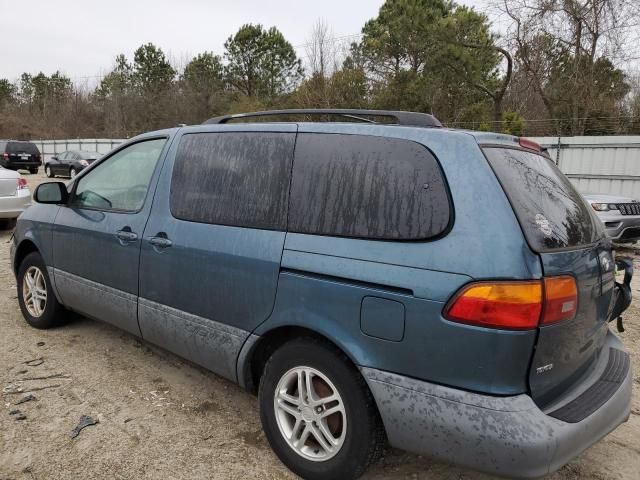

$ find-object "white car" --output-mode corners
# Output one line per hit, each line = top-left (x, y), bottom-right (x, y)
(0, 167), (31, 228)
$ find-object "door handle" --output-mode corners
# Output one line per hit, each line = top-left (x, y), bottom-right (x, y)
(149, 234), (172, 249)
(116, 229), (138, 242)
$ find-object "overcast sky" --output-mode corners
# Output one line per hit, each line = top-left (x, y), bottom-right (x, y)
(0, 0), (489, 83)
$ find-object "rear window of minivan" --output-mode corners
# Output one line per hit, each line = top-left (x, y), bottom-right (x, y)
(7, 142), (40, 155)
(484, 147), (604, 251)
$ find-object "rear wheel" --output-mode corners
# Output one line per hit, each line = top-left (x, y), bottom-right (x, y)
(17, 252), (65, 329)
(259, 338), (384, 480)
(44, 164), (53, 177)
(28, 167), (38, 174)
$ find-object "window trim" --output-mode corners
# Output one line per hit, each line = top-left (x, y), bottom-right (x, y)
(68, 135), (169, 215)
(287, 132), (455, 243)
(168, 131), (295, 231)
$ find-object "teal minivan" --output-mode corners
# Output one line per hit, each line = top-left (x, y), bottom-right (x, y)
(11, 109), (633, 479)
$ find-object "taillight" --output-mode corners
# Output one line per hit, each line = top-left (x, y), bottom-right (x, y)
(2, 153), (7, 160)
(17, 178), (27, 190)
(445, 276), (578, 330)
(445, 281), (543, 330)
(542, 276), (577, 325)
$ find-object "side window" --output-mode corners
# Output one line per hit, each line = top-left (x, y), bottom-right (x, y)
(170, 132), (295, 230)
(72, 138), (166, 212)
(59, 152), (69, 161)
(289, 133), (451, 240)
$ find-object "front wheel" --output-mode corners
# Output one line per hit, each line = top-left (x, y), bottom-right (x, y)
(45, 165), (53, 177)
(259, 338), (384, 480)
(17, 252), (66, 329)
(69, 167), (78, 179)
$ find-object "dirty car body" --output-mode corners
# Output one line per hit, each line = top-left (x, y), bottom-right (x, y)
(584, 193), (640, 242)
(10, 110), (634, 479)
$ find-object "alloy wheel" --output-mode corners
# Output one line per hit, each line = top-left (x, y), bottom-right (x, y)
(23, 266), (47, 318)
(273, 366), (347, 462)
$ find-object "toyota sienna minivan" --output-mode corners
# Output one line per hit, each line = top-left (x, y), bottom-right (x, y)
(10, 109), (633, 479)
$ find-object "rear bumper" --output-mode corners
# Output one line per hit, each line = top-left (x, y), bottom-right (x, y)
(0, 189), (31, 218)
(1, 161), (41, 169)
(362, 332), (631, 479)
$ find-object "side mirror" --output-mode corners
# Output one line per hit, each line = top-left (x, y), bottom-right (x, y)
(34, 182), (69, 204)
(51, 156), (58, 161)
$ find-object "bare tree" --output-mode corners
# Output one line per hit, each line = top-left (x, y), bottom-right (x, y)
(497, 0), (638, 134)
(306, 19), (338, 79)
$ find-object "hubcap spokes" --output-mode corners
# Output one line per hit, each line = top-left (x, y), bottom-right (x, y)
(23, 266), (47, 318)
(274, 366), (346, 462)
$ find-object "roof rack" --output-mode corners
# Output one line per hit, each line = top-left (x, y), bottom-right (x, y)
(204, 109), (442, 128)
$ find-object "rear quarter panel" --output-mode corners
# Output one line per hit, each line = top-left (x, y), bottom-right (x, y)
(255, 125), (543, 394)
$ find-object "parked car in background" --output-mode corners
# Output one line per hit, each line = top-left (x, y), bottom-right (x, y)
(584, 193), (640, 243)
(0, 167), (30, 229)
(10, 109), (634, 480)
(45, 150), (101, 179)
(0, 140), (42, 174)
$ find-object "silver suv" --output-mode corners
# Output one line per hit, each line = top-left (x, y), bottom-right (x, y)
(584, 194), (640, 242)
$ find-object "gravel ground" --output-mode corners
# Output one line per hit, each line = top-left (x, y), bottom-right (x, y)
(1, 171), (639, 480)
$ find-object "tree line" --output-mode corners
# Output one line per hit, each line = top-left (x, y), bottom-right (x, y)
(1, 0), (639, 139)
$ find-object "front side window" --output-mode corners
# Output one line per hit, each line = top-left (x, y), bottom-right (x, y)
(170, 132), (295, 230)
(72, 138), (166, 212)
(289, 133), (451, 240)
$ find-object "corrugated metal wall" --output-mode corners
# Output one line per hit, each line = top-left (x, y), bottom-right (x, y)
(531, 136), (640, 199)
(30, 135), (640, 199)
(31, 138), (125, 163)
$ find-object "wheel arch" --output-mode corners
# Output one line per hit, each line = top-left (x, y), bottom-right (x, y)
(238, 325), (364, 396)
(13, 239), (39, 275)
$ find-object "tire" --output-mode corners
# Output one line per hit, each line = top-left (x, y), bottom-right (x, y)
(45, 164), (53, 178)
(29, 167), (38, 174)
(259, 337), (385, 480)
(17, 252), (65, 329)
(69, 167), (78, 179)
(0, 218), (17, 230)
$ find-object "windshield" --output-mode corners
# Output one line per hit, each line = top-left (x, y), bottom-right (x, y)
(484, 147), (604, 252)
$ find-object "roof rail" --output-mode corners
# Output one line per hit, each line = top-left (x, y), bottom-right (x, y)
(204, 109), (442, 128)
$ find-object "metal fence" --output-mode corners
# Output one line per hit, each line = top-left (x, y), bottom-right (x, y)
(530, 136), (640, 199)
(31, 138), (125, 163)
(31, 135), (640, 199)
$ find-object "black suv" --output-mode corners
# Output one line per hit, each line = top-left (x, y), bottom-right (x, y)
(0, 140), (42, 174)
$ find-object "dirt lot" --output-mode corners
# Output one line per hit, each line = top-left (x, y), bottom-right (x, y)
(1, 171), (640, 480)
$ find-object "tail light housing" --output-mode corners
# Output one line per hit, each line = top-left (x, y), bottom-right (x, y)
(541, 276), (577, 325)
(17, 178), (27, 190)
(2, 153), (7, 160)
(445, 276), (578, 330)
